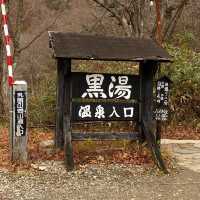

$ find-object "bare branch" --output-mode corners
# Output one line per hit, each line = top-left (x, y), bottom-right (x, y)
(13, 0), (24, 64)
(18, 12), (62, 53)
(92, 0), (122, 25)
(163, 0), (190, 40)
(83, 10), (107, 33)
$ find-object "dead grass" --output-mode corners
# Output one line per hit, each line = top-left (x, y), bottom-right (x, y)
(0, 127), (156, 171)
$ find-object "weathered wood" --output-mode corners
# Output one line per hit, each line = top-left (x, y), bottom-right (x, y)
(142, 120), (168, 173)
(140, 61), (155, 122)
(140, 61), (167, 173)
(156, 121), (162, 148)
(12, 81), (28, 163)
(9, 87), (13, 161)
(50, 32), (172, 172)
(49, 32), (172, 62)
(72, 132), (140, 141)
(55, 59), (68, 149)
(138, 62), (156, 142)
(63, 59), (74, 170)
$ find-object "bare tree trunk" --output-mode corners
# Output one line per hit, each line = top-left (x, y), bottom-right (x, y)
(139, 0), (145, 38)
(92, 0), (189, 42)
(162, 0), (190, 41)
(155, 0), (162, 44)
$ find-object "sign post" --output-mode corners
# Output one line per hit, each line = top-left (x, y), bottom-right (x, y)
(11, 81), (28, 162)
(49, 32), (172, 172)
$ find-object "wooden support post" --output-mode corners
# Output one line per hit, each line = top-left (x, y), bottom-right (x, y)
(62, 59), (74, 170)
(140, 61), (155, 122)
(156, 121), (162, 147)
(139, 61), (156, 143)
(12, 81), (28, 163)
(55, 59), (68, 149)
(140, 61), (168, 173)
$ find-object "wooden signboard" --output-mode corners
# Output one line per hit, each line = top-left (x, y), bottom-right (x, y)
(71, 72), (139, 122)
(49, 32), (172, 173)
(15, 91), (27, 136)
(72, 102), (139, 121)
(12, 81), (28, 163)
(154, 76), (172, 121)
(72, 73), (140, 100)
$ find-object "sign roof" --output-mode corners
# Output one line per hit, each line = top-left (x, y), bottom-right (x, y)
(49, 32), (172, 62)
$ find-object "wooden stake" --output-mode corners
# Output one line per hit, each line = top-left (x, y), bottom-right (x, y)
(11, 81), (28, 163)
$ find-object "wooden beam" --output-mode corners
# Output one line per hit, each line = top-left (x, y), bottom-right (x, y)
(63, 59), (74, 170)
(140, 61), (168, 173)
(72, 132), (140, 141)
(48, 32), (172, 62)
(138, 61), (156, 142)
(55, 58), (68, 149)
(140, 61), (155, 122)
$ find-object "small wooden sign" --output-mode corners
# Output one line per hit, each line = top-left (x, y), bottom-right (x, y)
(12, 81), (28, 163)
(154, 108), (169, 121)
(72, 73), (140, 100)
(155, 76), (172, 121)
(72, 102), (139, 121)
(15, 91), (27, 136)
(156, 76), (171, 107)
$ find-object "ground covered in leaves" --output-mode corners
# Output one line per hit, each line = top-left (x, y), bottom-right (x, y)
(0, 124), (199, 171)
(0, 127), (156, 171)
(162, 125), (200, 140)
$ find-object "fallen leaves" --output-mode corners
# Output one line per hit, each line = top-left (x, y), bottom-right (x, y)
(1, 124), (197, 172)
(0, 127), (154, 171)
(162, 126), (200, 140)
(0, 128), (11, 169)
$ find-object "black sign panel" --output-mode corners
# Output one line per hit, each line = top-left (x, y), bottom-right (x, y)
(156, 76), (171, 107)
(153, 108), (169, 121)
(72, 73), (139, 100)
(15, 91), (27, 136)
(155, 76), (172, 121)
(72, 102), (139, 121)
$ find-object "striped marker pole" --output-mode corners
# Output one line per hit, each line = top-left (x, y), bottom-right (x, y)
(1, 0), (16, 162)
(0, 0), (14, 87)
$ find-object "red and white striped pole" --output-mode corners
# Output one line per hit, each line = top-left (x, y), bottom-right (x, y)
(0, 0), (14, 87)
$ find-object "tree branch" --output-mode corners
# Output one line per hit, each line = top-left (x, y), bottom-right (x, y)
(84, 10), (107, 33)
(163, 0), (190, 41)
(18, 12), (63, 53)
(92, 0), (122, 25)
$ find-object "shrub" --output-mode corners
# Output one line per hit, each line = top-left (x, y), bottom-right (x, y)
(28, 77), (56, 127)
(164, 43), (200, 126)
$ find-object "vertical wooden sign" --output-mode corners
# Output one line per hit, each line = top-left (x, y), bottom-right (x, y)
(154, 76), (172, 121)
(12, 81), (28, 162)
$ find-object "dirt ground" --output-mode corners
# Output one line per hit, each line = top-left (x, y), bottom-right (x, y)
(0, 162), (200, 200)
(1, 127), (200, 200)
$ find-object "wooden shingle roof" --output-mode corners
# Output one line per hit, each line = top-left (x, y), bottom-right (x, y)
(49, 32), (172, 62)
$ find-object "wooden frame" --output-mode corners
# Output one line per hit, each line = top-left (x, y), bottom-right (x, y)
(50, 32), (172, 173)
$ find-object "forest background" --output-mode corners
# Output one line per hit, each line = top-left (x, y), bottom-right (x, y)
(0, 0), (199, 132)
